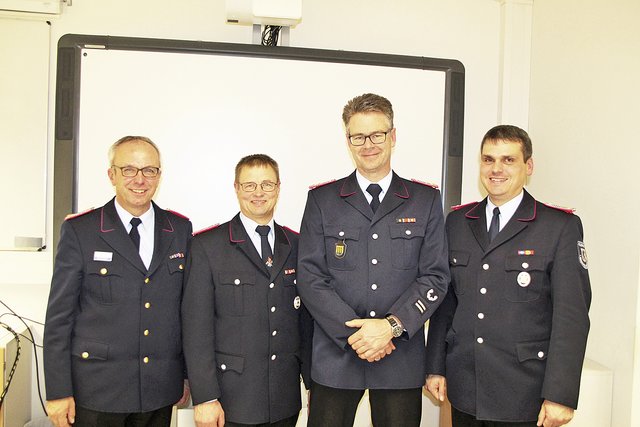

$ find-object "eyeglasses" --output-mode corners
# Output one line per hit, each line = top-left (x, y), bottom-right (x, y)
(348, 129), (393, 146)
(112, 165), (161, 178)
(238, 181), (279, 192)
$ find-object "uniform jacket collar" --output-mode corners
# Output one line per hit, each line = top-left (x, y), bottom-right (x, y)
(464, 189), (537, 253)
(339, 171), (409, 224)
(228, 213), (292, 279)
(99, 198), (177, 275)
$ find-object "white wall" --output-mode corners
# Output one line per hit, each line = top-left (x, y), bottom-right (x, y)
(0, 0), (502, 420)
(528, 1), (640, 426)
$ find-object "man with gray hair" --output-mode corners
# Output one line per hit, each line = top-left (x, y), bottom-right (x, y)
(44, 136), (192, 427)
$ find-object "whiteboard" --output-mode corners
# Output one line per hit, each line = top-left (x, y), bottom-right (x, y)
(54, 35), (464, 244)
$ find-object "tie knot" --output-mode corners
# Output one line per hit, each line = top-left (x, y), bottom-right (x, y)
(130, 217), (142, 227)
(256, 225), (271, 237)
(493, 207), (500, 216)
(367, 183), (382, 198)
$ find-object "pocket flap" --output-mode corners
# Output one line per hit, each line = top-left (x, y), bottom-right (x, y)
(389, 224), (425, 239)
(168, 258), (185, 274)
(505, 255), (545, 271)
(218, 271), (256, 286)
(324, 225), (360, 241)
(215, 352), (245, 374)
(72, 338), (109, 360)
(516, 339), (549, 362)
(449, 251), (470, 266)
(87, 261), (123, 277)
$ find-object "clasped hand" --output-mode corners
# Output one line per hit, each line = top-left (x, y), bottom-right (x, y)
(346, 318), (395, 362)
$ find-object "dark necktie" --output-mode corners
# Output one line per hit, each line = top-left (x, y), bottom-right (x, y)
(129, 217), (142, 251)
(367, 184), (382, 213)
(256, 225), (273, 268)
(488, 207), (500, 242)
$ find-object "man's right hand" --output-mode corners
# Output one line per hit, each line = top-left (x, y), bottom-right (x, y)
(194, 401), (225, 427)
(46, 397), (76, 427)
(425, 374), (447, 402)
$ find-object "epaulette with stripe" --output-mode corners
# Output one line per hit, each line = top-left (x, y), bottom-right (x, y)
(193, 223), (220, 236)
(542, 203), (575, 214)
(167, 209), (190, 220)
(451, 201), (479, 211)
(65, 207), (95, 221)
(282, 225), (299, 235)
(411, 178), (439, 189)
(309, 179), (336, 190)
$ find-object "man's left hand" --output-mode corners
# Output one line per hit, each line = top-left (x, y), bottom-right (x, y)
(537, 399), (574, 427)
(346, 318), (393, 360)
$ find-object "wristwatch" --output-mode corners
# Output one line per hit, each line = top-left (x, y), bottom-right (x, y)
(386, 315), (403, 338)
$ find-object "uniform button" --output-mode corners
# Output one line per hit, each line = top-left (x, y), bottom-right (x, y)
(477, 337), (484, 344)
(271, 354), (277, 361)
(234, 279), (240, 285)
(372, 233), (379, 239)
(480, 288), (487, 294)
(81, 352), (89, 359)
(144, 329), (150, 336)
(371, 284), (378, 290)
(477, 313), (485, 319)
(144, 278), (150, 284)
(538, 351), (545, 358)
(221, 364), (227, 370)
(100, 268), (108, 275)
(371, 259), (378, 265)
(144, 302), (151, 308)
(405, 229), (412, 235)
(179, 264), (184, 270)
(271, 306), (276, 312)
(453, 258), (457, 264)
(339, 231), (345, 237)
(369, 311), (376, 317)
(269, 282), (275, 289)
(272, 330), (277, 336)
(482, 263), (489, 270)
(143, 357), (149, 364)
(522, 262), (529, 269)
(294, 279), (297, 284)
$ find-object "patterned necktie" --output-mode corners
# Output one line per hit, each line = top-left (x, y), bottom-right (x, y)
(256, 225), (273, 268)
(488, 207), (500, 242)
(367, 184), (382, 213)
(129, 217), (142, 251)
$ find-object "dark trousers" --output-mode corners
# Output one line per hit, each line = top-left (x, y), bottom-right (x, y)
(225, 414), (298, 427)
(451, 406), (537, 427)
(74, 405), (172, 427)
(307, 383), (422, 427)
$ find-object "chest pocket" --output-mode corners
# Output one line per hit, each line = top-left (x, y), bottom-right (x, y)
(86, 261), (125, 304)
(449, 251), (470, 295)
(389, 224), (425, 269)
(504, 255), (547, 302)
(217, 271), (256, 316)
(324, 225), (360, 271)
(167, 258), (185, 275)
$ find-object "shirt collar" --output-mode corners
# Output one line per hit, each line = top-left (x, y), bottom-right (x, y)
(486, 190), (524, 230)
(355, 170), (393, 199)
(114, 199), (154, 230)
(239, 212), (275, 237)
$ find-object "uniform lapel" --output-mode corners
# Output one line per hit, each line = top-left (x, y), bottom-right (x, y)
(228, 214), (269, 275)
(98, 199), (147, 274)
(371, 172), (408, 225)
(464, 200), (490, 251)
(340, 172), (373, 221)
(271, 223), (291, 280)
(147, 203), (176, 276)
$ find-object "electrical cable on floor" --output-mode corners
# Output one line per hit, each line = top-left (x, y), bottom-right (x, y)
(0, 299), (47, 414)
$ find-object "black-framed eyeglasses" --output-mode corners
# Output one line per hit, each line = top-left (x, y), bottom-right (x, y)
(112, 165), (161, 178)
(348, 129), (393, 146)
(238, 181), (279, 192)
